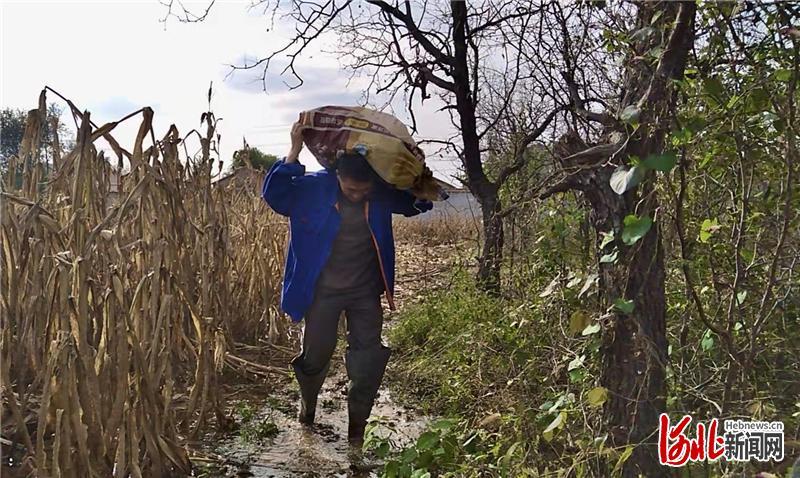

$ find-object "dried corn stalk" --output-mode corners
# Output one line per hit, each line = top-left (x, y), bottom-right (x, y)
(1, 88), (286, 476)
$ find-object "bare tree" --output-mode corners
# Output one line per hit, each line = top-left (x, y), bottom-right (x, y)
(532, 2), (696, 476)
(161, 2), (696, 474)
(165, 0), (564, 292)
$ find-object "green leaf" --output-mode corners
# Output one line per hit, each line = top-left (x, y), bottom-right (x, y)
(401, 447), (419, 463)
(699, 152), (713, 168)
(569, 368), (586, 383)
(582, 323), (601, 336)
(630, 26), (656, 42)
(699, 218), (720, 243)
(621, 214), (653, 245)
(587, 387), (608, 407)
(650, 9), (663, 24)
(747, 88), (770, 112)
(417, 431), (439, 451)
(599, 250), (618, 264)
(726, 94), (742, 110)
(429, 418), (457, 432)
(599, 231), (615, 250)
(613, 446), (634, 475)
(545, 396), (565, 414)
(542, 411), (567, 442)
(736, 290), (747, 305)
(620, 105), (641, 124)
(569, 311), (591, 335)
(385, 460), (400, 478)
(642, 152), (676, 172)
(610, 165), (645, 195)
(740, 247), (755, 264)
(685, 115), (706, 133)
(568, 354), (586, 371)
(775, 69), (793, 82)
(703, 77), (726, 105)
(613, 298), (635, 314)
(701, 329), (714, 352)
(376, 441), (390, 458)
(578, 273), (598, 298)
(671, 127), (693, 145)
(502, 442), (521, 466)
(647, 46), (664, 60)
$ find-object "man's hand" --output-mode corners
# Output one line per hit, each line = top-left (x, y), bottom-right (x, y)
(413, 199), (433, 213)
(286, 122), (305, 163)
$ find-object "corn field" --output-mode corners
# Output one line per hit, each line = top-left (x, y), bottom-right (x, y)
(1, 88), (288, 477)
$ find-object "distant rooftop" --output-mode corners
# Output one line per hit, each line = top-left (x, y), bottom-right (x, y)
(434, 176), (467, 192)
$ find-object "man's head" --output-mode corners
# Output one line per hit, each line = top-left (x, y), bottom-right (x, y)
(335, 152), (378, 203)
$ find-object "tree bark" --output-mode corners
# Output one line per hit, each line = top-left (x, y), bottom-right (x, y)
(585, 168), (667, 478)
(450, 0), (504, 293)
(546, 3), (695, 474)
(603, 217), (667, 478)
(547, 149), (667, 477)
(476, 188), (503, 293)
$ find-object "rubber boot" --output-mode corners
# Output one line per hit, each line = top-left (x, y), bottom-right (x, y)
(345, 345), (392, 445)
(290, 352), (332, 426)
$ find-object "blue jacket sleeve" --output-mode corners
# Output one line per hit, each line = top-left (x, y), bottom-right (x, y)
(390, 188), (433, 217)
(261, 158), (306, 217)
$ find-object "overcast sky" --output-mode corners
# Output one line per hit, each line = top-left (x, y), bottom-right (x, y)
(1, 0), (461, 182)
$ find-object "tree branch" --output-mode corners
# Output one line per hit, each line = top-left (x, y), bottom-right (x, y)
(560, 70), (619, 127)
(366, 0), (454, 68)
(496, 106), (565, 186)
(640, 1), (696, 107)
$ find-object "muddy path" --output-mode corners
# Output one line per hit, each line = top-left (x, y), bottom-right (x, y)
(200, 337), (429, 478)
(195, 240), (463, 478)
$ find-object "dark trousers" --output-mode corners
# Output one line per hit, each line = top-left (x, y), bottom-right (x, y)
(297, 287), (385, 376)
(291, 286), (392, 428)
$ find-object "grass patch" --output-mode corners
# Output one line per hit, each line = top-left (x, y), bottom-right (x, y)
(389, 271), (556, 419)
(384, 267), (612, 476)
(233, 401), (281, 444)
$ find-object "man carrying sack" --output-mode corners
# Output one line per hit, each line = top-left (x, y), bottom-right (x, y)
(261, 122), (433, 445)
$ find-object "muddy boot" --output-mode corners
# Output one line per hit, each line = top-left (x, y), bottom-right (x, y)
(345, 345), (391, 445)
(291, 352), (332, 426)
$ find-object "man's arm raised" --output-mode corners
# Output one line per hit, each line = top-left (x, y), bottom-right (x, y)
(261, 122), (306, 216)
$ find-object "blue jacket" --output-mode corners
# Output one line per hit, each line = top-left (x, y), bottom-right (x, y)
(261, 159), (432, 322)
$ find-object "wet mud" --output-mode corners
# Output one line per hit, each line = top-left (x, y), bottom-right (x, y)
(202, 340), (429, 478)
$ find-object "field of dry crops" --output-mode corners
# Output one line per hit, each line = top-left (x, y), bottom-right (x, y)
(1, 89), (290, 477)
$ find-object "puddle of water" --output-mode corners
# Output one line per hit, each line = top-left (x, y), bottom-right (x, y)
(206, 354), (430, 478)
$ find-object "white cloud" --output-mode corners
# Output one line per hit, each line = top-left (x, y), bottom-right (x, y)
(1, 0), (461, 181)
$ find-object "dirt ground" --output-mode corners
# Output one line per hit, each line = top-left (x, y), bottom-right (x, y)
(194, 239), (466, 477)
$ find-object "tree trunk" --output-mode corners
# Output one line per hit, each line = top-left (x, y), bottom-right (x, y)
(603, 224), (667, 478)
(576, 166), (667, 478)
(476, 187), (503, 293)
(544, 3), (694, 474)
(450, 0), (504, 293)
